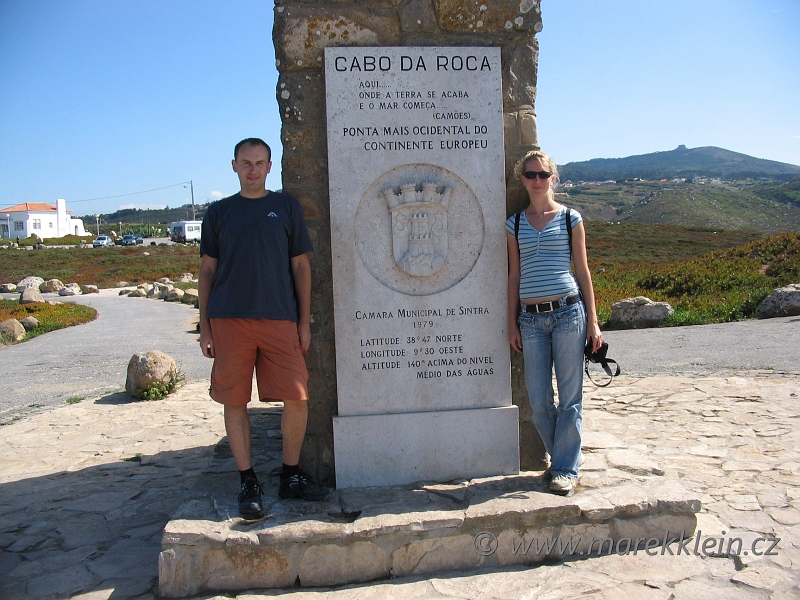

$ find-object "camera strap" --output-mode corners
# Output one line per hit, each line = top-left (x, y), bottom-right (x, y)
(584, 346), (620, 387)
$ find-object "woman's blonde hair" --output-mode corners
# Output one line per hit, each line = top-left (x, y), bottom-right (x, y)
(514, 150), (559, 182)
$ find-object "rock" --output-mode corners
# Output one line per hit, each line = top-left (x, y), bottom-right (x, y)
(115, 281), (129, 288)
(0, 319), (26, 343)
(81, 285), (99, 294)
(142, 251), (150, 256)
(177, 273), (194, 283)
(159, 284), (175, 300)
(20, 287), (45, 304)
(119, 289), (130, 295)
(39, 279), (64, 293)
(757, 283), (800, 318)
(59, 283), (82, 296)
(166, 288), (185, 302)
(157, 277), (172, 284)
(608, 296), (673, 329)
(20, 316), (39, 331)
(127, 288), (146, 298)
(125, 351), (177, 397)
(0, 283), (17, 292)
(147, 283), (165, 298)
(16, 276), (44, 291)
(182, 289), (199, 305)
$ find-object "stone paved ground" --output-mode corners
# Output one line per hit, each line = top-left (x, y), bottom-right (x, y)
(0, 373), (798, 599)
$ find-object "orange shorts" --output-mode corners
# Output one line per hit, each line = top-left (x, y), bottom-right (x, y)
(209, 318), (308, 406)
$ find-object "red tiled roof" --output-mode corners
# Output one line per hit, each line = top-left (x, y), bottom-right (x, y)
(4, 202), (57, 213)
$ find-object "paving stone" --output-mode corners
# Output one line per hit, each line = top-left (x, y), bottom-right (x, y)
(730, 563), (795, 590)
(606, 450), (665, 476)
(26, 565), (96, 597)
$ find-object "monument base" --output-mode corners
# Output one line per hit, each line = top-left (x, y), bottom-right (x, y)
(333, 406), (520, 488)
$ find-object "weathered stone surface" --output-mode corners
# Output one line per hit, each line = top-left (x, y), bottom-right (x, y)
(0, 282), (17, 292)
(502, 39), (539, 109)
(400, 0), (438, 33)
(757, 283), (800, 318)
(274, 5), (400, 72)
(609, 296), (673, 329)
(0, 319), (26, 343)
(81, 284), (99, 294)
(181, 288), (199, 305)
(16, 276), (44, 291)
(115, 281), (129, 287)
(299, 542), (387, 587)
(39, 278), (64, 293)
(19, 287), (45, 304)
(59, 282), (82, 296)
(125, 350), (177, 396)
(606, 450), (665, 476)
(127, 288), (146, 298)
(165, 288), (184, 302)
(177, 272), (194, 283)
(159, 284), (175, 299)
(19, 316), (38, 331)
(438, 0), (543, 33)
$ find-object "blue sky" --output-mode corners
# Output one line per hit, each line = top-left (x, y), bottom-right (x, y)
(0, 0), (798, 217)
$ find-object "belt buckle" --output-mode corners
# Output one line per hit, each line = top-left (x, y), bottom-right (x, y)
(540, 301), (554, 313)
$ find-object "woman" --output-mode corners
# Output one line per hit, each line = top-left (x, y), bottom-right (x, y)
(506, 150), (602, 495)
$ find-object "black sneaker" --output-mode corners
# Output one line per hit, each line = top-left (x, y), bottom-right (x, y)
(238, 477), (264, 518)
(278, 468), (330, 501)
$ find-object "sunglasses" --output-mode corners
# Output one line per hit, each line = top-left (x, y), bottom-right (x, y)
(523, 171), (552, 180)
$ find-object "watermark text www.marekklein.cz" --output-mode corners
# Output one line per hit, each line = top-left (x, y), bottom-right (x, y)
(473, 530), (781, 558)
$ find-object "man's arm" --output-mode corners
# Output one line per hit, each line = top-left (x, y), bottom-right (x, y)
(198, 254), (219, 358)
(290, 253), (312, 354)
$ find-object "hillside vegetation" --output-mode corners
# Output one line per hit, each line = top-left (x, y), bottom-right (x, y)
(560, 145), (800, 182)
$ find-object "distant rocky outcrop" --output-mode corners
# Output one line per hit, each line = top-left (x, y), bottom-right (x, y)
(608, 296), (673, 329)
(757, 284), (800, 318)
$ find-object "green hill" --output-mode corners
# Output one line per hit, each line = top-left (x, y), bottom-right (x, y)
(560, 145), (800, 182)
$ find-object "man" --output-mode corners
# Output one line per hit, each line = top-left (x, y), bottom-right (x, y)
(199, 138), (328, 518)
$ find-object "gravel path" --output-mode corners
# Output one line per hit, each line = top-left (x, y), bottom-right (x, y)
(0, 290), (209, 423)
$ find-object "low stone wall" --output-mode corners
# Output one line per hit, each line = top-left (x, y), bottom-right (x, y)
(274, 0), (547, 486)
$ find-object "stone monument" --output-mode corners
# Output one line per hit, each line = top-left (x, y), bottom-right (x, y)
(274, 0), (546, 486)
(326, 46), (518, 487)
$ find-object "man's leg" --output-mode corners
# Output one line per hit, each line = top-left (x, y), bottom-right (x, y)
(281, 399), (307, 466)
(224, 404), (252, 470)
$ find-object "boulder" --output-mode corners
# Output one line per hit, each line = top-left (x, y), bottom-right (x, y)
(757, 284), (800, 318)
(125, 351), (177, 397)
(128, 288), (147, 298)
(142, 251), (150, 256)
(1, 283), (18, 293)
(59, 283), (82, 296)
(177, 272), (194, 283)
(166, 288), (185, 302)
(81, 285), (99, 294)
(157, 277), (172, 284)
(115, 281), (129, 288)
(182, 288), (199, 306)
(608, 296), (673, 329)
(20, 316), (39, 331)
(20, 288), (45, 304)
(39, 279), (65, 293)
(159, 284), (175, 300)
(0, 319), (26, 344)
(16, 276), (44, 291)
(147, 282), (165, 298)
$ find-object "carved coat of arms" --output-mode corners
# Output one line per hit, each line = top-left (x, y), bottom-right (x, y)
(382, 183), (453, 277)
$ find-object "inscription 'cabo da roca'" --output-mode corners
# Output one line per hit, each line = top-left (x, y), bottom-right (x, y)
(384, 183), (453, 276)
(326, 47), (518, 488)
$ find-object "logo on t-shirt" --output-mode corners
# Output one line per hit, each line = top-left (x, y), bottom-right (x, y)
(267, 212), (278, 217)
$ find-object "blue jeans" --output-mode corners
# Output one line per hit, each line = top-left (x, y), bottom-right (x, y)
(519, 301), (586, 479)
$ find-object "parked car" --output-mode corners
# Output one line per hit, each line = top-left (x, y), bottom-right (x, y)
(92, 235), (114, 247)
(121, 234), (143, 246)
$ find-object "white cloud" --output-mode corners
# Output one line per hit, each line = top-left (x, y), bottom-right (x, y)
(118, 203), (168, 210)
(206, 191), (224, 202)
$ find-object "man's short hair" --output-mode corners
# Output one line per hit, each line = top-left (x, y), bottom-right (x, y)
(234, 138), (271, 162)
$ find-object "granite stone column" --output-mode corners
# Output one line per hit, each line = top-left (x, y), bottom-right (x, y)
(274, 0), (547, 486)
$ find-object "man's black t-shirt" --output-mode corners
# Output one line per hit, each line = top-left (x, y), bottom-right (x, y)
(200, 192), (313, 321)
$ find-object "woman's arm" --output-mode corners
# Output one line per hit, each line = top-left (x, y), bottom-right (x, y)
(571, 221), (603, 353)
(507, 231), (523, 353)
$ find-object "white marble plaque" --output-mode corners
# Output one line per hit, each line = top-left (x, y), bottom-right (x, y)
(325, 47), (517, 487)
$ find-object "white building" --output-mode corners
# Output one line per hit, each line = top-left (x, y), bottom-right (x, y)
(2, 199), (88, 240)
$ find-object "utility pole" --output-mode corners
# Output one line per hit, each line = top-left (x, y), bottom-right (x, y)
(190, 180), (196, 220)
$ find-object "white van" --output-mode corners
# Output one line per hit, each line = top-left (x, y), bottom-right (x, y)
(170, 221), (202, 243)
